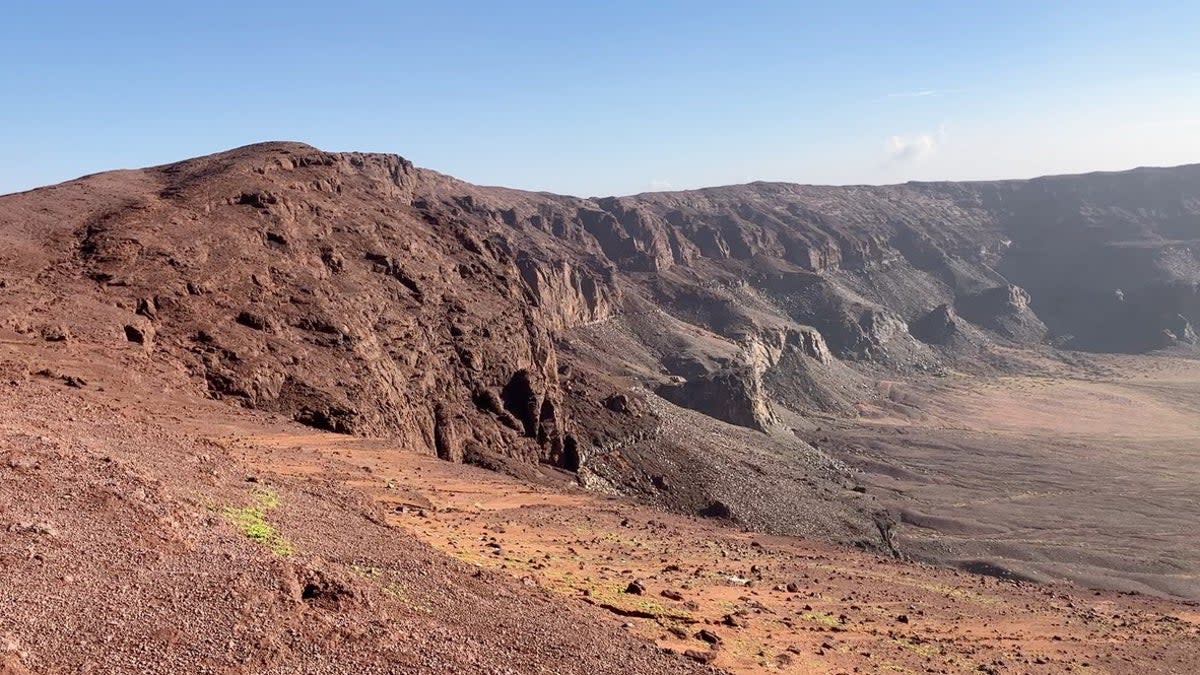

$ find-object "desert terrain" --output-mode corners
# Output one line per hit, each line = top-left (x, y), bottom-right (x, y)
(812, 352), (1200, 601)
(2, 338), (1197, 673)
(3, 142), (1200, 672)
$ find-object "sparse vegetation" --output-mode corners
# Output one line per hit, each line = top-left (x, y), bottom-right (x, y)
(349, 564), (414, 604)
(223, 488), (294, 556)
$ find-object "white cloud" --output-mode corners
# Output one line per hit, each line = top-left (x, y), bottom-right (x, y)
(885, 127), (946, 162)
(885, 89), (940, 99)
(879, 88), (967, 101)
(648, 178), (674, 191)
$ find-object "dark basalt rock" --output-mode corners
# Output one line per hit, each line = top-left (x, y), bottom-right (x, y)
(910, 304), (959, 345)
(655, 367), (776, 432)
(956, 285), (1047, 343)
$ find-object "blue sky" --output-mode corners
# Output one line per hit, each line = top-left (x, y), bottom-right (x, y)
(2, 1), (1198, 196)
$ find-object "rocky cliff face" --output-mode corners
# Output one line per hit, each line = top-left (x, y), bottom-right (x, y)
(2, 142), (1198, 547)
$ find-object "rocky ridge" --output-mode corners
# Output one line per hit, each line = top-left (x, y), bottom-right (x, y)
(2, 142), (1199, 549)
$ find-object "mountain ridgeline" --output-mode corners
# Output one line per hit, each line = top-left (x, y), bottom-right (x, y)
(2, 142), (1198, 548)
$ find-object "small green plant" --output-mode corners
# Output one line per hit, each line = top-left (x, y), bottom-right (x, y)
(223, 489), (294, 556)
(350, 564), (384, 578)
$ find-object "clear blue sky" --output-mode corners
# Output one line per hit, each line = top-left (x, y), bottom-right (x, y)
(3, 1), (1198, 196)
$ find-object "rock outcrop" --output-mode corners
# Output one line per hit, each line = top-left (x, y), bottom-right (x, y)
(910, 304), (960, 345)
(3, 142), (1200, 548)
(656, 366), (777, 432)
(955, 284), (1047, 343)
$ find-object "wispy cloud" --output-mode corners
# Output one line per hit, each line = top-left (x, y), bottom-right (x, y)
(1128, 118), (1200, 129)
(879, 88), (967, 101)
(886, 126), (946, 162)
(885, 89), (940, 99)
(648, 178), (674, 191)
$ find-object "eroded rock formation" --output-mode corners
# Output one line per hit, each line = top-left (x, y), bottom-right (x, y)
(3, 142), (1199, 547)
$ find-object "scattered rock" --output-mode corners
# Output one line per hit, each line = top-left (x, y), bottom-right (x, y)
(123, 324), (152, 348)
(722, 614), (746, 628)
(135, 297), (157, 319)
(236, 310), (271, 331)
(6, 521), (59, 538)
(62, 375), (87, 388)
(38, 325), (70, 342)
(603, 393), (631, 414)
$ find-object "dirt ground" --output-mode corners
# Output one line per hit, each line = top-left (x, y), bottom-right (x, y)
(3, 331), (1200, 673)
(0, 366), (715, 674)
(224, 403), (1200, 673)
(809, 351), (1200, 603)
